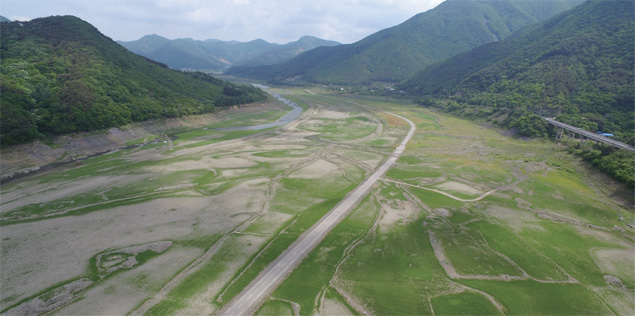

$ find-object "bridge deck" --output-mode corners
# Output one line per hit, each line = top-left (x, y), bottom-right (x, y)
(544, 118), (634, 151)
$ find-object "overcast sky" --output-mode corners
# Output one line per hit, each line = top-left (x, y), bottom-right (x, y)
(2, 0), (444, 44)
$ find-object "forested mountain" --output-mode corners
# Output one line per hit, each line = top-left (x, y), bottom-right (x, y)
(0, 16), (11, 23)
(118, 35), (340, 73)
(226, 0), (582, 85)
(0, 16), (267, 146)
(399, 0), (634, 141)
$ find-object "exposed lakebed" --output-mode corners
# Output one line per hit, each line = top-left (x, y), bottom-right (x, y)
(0, 84), (302, 184)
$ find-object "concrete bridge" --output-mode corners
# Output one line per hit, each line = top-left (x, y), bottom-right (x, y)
(544, 117), (634, 151)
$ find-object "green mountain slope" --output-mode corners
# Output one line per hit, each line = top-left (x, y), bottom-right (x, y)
(226, 0), (582, 85)
(118, 35), (340, 73)
(0, 16), (267, 146)
(399, 0), (634, 141)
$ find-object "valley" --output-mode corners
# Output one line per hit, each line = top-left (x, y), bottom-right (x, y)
(1, 87), (632, 315)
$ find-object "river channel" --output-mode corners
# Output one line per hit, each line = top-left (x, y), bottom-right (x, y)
(214, 84), (303, 131)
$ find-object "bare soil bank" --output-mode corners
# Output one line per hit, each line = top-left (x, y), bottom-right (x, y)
(0, 101), (277, 182)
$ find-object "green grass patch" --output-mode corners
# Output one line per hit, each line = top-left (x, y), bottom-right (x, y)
(460, 279), (612, 315)
(386, 167), (443, 181)
(469, 221), (570, 281)
(431, 290), (503, 315)
(147, 235), (238, 315)
(518, 222), (618, 286)
(144, 299), (186, 316)
(283, 95), (310, 110)
(323, 287), (360, 316)
(298, 116), (377, 142)
(408, 187), (464, 209)
(125, 135), (156, 146)
(217, 233), (298, 305)
(271, 177), (353, 214)
(176, 129), (273, 149)
(338, 212), (453, 315)
(448, 210), (476, 224)
(174, 234), (222, 250)
(163, 242), (233, 302)
(272, 195), (378, 315)
(362, 138), (393, 146)
(252, 150), (308, 158)
(217, 185), (354, 306)
(254, 299), (294, 316)
(205, 108), (289, 129)
(378, 182), (406, 201)
(433, 224), (524, 276)
(522, 177), (618, 227)
(397, 155), (425, 165)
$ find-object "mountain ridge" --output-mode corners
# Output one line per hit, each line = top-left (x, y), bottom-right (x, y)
(226, 0), (583, 85)
(118, 35), (340, 73)
(399, 0), (634, 142)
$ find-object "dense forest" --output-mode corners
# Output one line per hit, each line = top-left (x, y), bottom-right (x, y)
(227, 0), (581, 85)
(400, 1), (633, 143)
(0, 16), (267, 146)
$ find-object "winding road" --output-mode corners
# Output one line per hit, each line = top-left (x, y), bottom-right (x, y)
(218, 109), (416, 316)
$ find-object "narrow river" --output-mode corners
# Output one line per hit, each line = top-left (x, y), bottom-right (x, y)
(214, 84), (303, 131)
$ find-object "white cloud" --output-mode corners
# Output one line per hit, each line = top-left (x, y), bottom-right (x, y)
(1, 0), (444, 43)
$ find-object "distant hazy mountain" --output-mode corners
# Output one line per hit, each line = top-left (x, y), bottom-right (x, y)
(118, 35), (340, 73)
(226, 0), (583, 85)
(0, 16), (267, 146)
(399, 0), (633, 140)
(0, 15), (11, 22)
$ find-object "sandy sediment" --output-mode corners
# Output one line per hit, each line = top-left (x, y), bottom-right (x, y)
(0, 188), (255, 308)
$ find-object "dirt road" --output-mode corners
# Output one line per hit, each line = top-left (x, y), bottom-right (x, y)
(218, 111), (416, 316)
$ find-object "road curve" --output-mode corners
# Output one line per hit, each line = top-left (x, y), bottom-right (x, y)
(218, 108), (416, 316)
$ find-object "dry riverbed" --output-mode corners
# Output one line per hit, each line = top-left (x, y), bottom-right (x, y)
(1, 89), (632, 316)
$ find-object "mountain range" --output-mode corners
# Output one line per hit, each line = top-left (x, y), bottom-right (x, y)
(226, 0), (583, 85)
(118, 35), (340, 73)
(399, 0), (634, 140)
(2, 0), (632, 151)
(0, 16), (267, 146)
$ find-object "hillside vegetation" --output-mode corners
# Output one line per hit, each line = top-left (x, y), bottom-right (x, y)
(226, 0), (582, 85)
(399, 0), (634, 187)
(118, 35), (340, 73)
(0, 16), (267, 146)
(400, 0), (634, 141)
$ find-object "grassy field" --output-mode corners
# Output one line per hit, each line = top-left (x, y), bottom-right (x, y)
(1, 88), (632, 316)
(431, 290), (503, 315)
